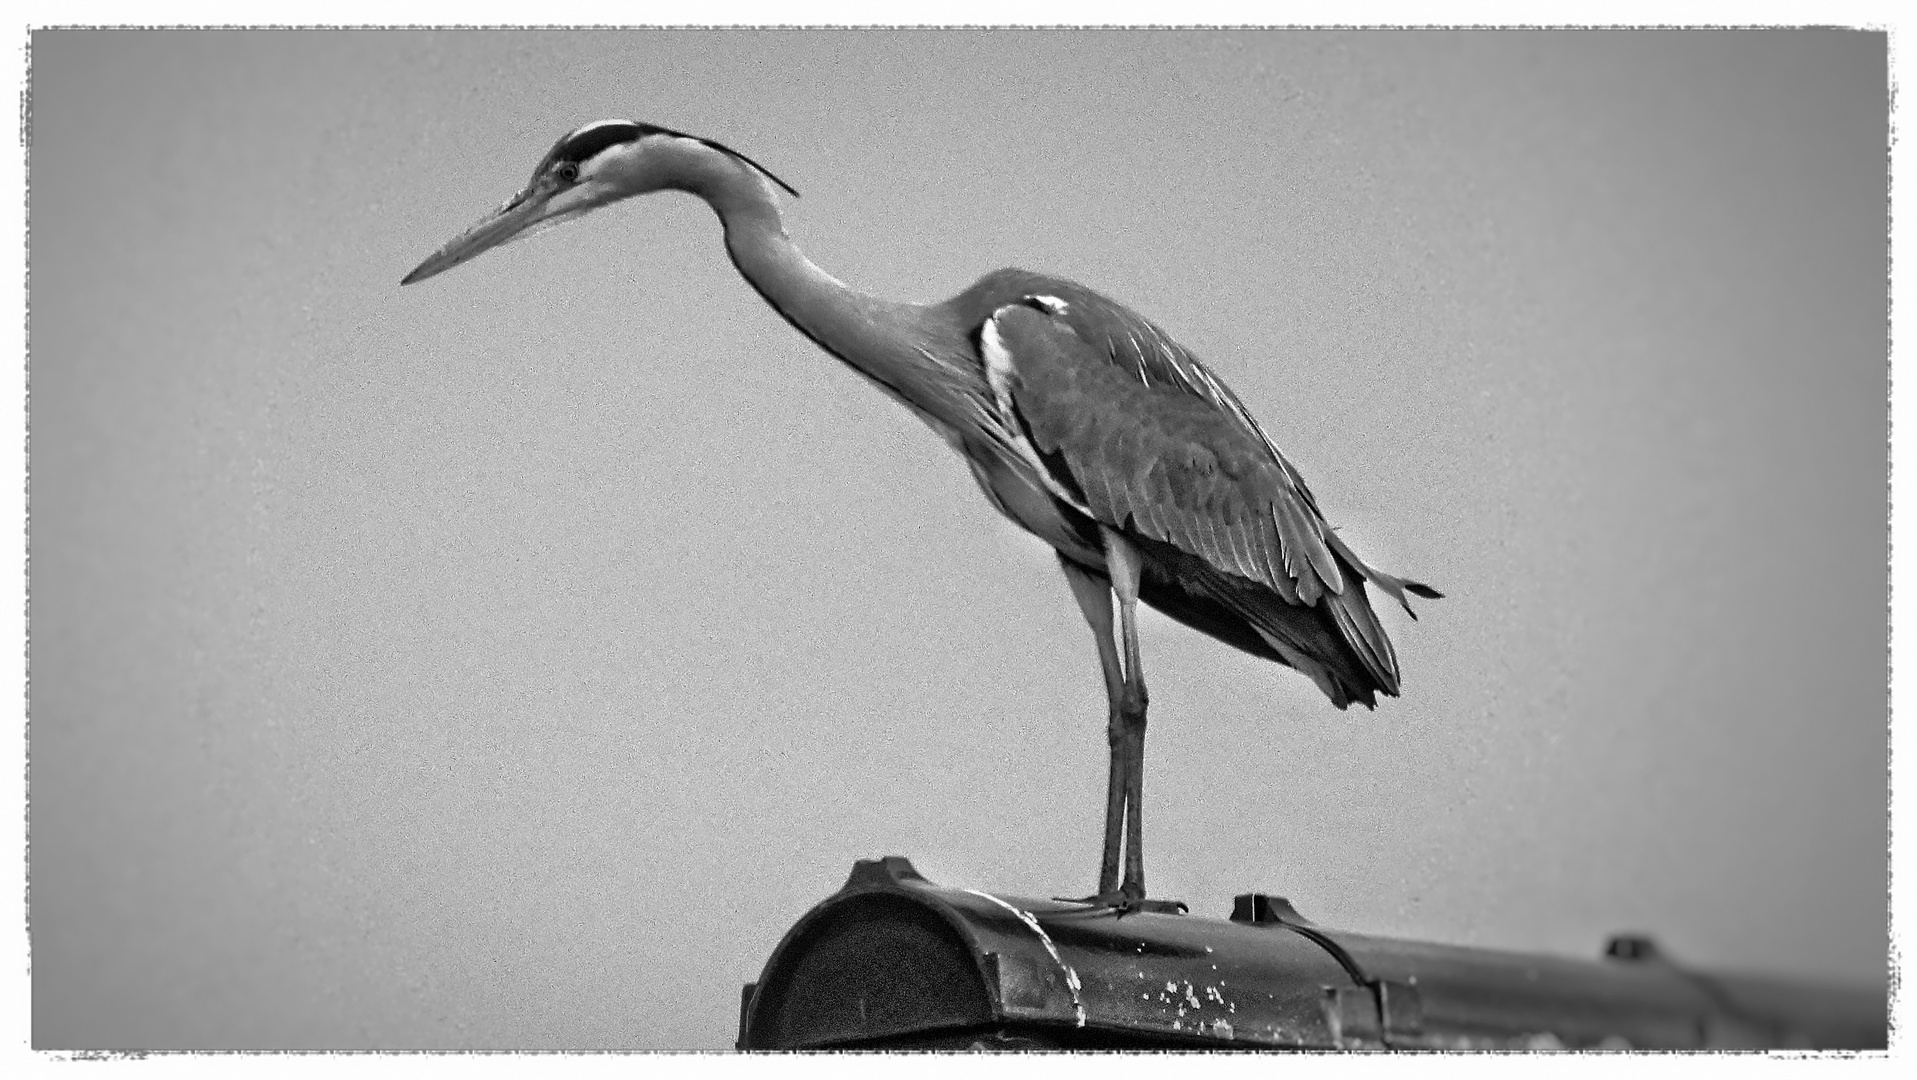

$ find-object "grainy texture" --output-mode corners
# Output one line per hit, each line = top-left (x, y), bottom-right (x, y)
(27, 29), (1888, 1050)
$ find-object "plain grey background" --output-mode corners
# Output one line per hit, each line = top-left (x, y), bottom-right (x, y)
(29, 30), (1886, 1049)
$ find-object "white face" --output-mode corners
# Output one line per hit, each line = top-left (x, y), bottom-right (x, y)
(547, 138), (676, 219)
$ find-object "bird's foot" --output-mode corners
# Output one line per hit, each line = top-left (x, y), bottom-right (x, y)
(1052, 890), (1189, 916)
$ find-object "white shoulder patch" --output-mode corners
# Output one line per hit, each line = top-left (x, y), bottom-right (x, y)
(982, 297), (1068, 408)
(981, 308), (1019, 409)
(980, 305), (1094, 517)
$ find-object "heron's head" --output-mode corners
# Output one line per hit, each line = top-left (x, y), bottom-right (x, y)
(401, 119), (797, 286)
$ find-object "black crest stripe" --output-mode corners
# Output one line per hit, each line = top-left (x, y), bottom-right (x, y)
(534, 120), (801, 199)
(552, 120), (650, 166)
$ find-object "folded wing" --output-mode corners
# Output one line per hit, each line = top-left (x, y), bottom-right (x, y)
(980, 297), (1439, 706)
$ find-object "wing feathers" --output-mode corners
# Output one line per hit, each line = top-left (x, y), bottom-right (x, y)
(1325, 582), (1400, 695)
(977, 291), (1437, 707)
(989, 301), (1372, 610)
(1169, 547), (1378, 709)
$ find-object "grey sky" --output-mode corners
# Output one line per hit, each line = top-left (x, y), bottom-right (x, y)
(29, 30), (1886, 1049)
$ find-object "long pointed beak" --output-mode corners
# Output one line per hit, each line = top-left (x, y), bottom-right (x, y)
(400, 187), (553, 286)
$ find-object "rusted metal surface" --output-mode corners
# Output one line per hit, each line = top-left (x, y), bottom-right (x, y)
(736, 857), (1886, 1051)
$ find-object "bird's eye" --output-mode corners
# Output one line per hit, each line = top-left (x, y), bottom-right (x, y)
(555, 162), (580, 184)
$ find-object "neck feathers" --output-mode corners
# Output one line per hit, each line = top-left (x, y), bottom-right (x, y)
(653, 137), (790, 232)
(663, 141), (981, 443)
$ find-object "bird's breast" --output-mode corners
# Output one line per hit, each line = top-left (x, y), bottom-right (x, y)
(963, 446), (1101, 564)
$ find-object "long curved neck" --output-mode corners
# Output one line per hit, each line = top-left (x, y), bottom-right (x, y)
(664, 149), (977, 433)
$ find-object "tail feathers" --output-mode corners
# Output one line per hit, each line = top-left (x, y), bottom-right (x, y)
(1324, 583), (1400, 698)
(1127, 530), (1428, 711)
(1324, 530), (1443, 619)
(1189, 565), (1388, 710)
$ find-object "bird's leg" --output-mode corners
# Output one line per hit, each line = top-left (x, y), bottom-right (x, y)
(1057, 555), (1127, 899)
(1051, 536), (1186, 916)
(1102, 530), (1152, 902)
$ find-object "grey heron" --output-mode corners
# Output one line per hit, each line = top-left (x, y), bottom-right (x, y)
(402, 120), (1441, 910)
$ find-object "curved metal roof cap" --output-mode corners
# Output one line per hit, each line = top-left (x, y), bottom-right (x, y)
(739, 857), (1363, 1049)
(738, 858), (1887, 1051)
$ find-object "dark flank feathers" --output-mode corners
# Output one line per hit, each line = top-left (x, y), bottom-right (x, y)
(965, 270), (1440, 709)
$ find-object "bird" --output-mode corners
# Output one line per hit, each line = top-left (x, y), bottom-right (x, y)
(402, 119), (1441, 911)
